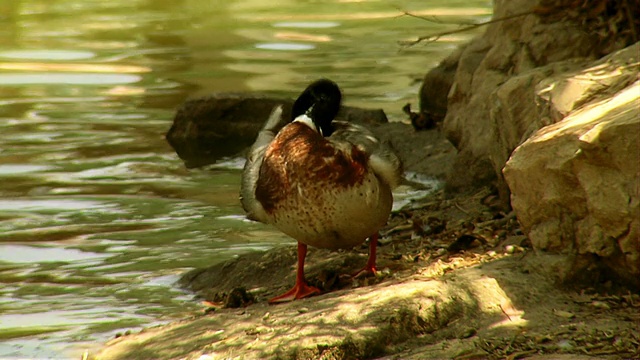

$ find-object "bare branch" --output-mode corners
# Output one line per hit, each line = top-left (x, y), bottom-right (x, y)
(394, 7), (445, 24)
(399, 10), (535, 47)
(395, 7), (477, 25)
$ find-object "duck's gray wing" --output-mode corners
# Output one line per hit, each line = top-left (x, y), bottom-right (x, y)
(240, 105), (286, 222)
(330, 121), (403, 189)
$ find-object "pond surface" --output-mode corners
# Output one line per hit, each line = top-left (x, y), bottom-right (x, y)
(0, 0), (490, 358)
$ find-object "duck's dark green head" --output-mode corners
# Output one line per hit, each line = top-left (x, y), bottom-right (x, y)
(292, 79), (342, 137)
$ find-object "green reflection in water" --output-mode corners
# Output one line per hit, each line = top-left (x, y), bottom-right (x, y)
(0, 325), (73, 341)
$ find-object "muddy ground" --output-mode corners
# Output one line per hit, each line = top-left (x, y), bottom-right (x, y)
(94, 123), (639, 360)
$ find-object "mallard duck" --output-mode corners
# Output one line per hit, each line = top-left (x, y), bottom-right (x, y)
(241, 79), (402, 303)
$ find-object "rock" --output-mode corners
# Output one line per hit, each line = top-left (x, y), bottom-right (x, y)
(419, 42), (469, 125)
(95, 257), (538, 360)
(165, 92), (457, 180)
(420, 0), (639, 289)
(502, 41), (638, 205)
(372, 122), (456, 179)
(535, 44), (640, 121)
(166, 93), (388, 168)
(166, 94), (288, 168)
(503, 80), (640, 289)
(425, 0), (637, 195)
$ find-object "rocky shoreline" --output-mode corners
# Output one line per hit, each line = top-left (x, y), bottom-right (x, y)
(94, 185), (639, 360)
(94, 0), (639, 358)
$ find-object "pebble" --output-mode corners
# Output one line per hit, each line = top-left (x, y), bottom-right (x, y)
(556, 339), (575, 351)
(591, 301), (611, 310)
(196, 355), (215, 360)
(553, 309), (576, 319)
(458, 327), (477, 339)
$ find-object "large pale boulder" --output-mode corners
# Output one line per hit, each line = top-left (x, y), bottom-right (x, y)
(490, 43), (639, 201)
(503, 80), (640, 289)
(422, 0), (638, 197)
(419, 0), (639, 288)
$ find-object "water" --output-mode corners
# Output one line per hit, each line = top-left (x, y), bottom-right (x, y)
(0, 0), (490, 358)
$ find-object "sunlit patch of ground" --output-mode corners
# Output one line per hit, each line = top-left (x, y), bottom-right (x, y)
(93, 188), (640, 360)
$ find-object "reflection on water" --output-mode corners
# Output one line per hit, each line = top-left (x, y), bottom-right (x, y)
(0, 73), (142, 85)
(0, 199), (113, 211)
(255, 42), (316, 51)
(0, 0), (490, 357)
(0, 50), (96, 61)
(0, 244), (111, 263)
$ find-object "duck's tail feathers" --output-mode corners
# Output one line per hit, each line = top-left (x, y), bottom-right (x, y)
(369, 152), (403, 189)
(263, 105), (285, 133)
(240, 105), (284, 223)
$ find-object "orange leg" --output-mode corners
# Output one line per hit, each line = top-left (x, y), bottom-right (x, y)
(352, 233), (378, 278)
(269, 242), (321, 304)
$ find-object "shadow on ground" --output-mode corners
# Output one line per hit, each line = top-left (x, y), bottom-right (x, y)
(94, 187), (639, 360)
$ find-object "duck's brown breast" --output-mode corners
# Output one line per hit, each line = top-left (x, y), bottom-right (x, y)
(255, 122), (368, 214)
(254, 122), (392, 249)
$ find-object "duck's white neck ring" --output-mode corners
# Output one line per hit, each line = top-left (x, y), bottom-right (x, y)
(293, 114), (322, 135)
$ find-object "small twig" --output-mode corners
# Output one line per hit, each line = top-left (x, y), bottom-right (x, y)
(399, 10), (535, 47)
(402, 199), (440, 211)
(395, 7), (473, 25)
(382, 223), (413, 236)
(475, 212), (516, 228)
(622, 0), (638, 43)
(500, 304), (513, 321)
(453, 202), (470, 215)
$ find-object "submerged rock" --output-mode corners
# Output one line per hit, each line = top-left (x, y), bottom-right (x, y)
(166, 93), (387, 168)
(165, 92), (458, 179)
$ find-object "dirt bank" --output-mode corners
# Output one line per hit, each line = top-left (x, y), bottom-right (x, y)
(93, 123), (639, 358)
